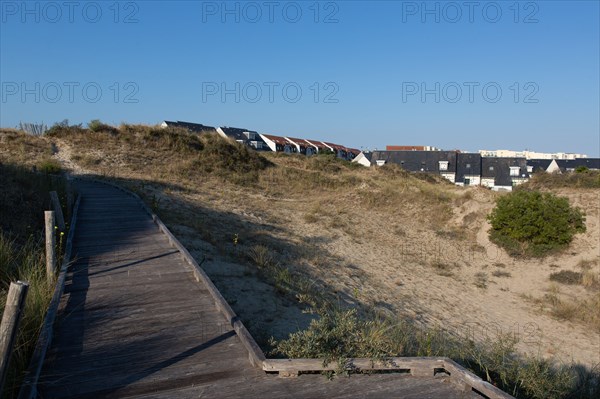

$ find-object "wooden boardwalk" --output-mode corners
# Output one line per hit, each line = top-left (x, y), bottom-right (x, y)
(36, 180), (483, 398)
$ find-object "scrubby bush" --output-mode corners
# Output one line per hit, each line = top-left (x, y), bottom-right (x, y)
(88, 119), (119, 134)
(46, 120), (85, 136)
(185, 134), (272, 184)
(487, 190), (586, 257)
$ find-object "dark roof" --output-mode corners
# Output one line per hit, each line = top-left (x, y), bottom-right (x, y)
(370, 151), (457, 173)
(219, 126), (269, 150)
(455, 153), (482, 183)
(481, 157), (529, 186)
(360, 152), (373, 162)
(556, 158), (600, 171)
(527, 159), (553, 172)
(163, 120), (216, 133)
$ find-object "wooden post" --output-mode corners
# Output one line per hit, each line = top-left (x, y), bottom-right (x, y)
(0, 281), (29, 392)
(66, 180), (73, 222)
(45, 211), (56, 282)
(49, 191), (66, 232)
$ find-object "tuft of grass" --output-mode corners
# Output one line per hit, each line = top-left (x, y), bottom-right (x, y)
(430, 261), (458, 277)
(37, 158), (62, 174)
(549, 270), (582, 285)
(248, 245), (275, 269)
(474, 272), (489, 288)
(492, 270), (512, 278)
(581, 271), (599, 289)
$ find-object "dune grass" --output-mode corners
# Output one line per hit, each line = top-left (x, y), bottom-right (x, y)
(0, 163), (67, 398)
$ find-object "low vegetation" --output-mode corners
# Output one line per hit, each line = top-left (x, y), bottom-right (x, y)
(0, 163), (68, 398)
(272, 305), (598, 399)
(550, 270), (583, 285)
(524, 170), (600, 189)
(488, 190), (586, 257)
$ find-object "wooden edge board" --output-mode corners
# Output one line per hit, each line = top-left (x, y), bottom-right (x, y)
(18, 195), (82, 399)
(443, 359), (515, 399)
(262, 357), (445, 373)
(262, 357), (514, 398)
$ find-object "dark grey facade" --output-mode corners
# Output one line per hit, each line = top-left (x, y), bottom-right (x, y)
(556, 158), (600, 171)
(456, 153), (482, 185)
(481, 157), (529, 187)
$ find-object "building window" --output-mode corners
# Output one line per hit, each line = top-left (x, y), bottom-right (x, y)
(509, 166), (520, 177)
(527, 166), (533, 173)
(376, 160), (386, 166)
(489, 166), (494, 171)
(439, 161), (449, 171)
(466, 163), (471, 169)
(244, 131), (256, 140)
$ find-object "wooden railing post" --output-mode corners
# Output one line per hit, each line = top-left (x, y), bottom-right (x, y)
(49, 191), (66, 232)
(0, 281), (29, 392)
(45, 211), (56, 282)
(66, 180), (73, 222)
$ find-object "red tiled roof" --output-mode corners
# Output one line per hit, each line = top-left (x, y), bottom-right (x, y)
(285, 137), (308, 146)
(322, 142), (348, 151)
(305, 139), (326, 148)
(387, 145), (428, 151)
(261, 134), (289, 145)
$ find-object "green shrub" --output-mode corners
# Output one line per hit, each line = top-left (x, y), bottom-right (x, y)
(487, 191), (586, 257)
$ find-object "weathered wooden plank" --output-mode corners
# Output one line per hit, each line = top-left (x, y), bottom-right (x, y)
(263, 357), (445, 376)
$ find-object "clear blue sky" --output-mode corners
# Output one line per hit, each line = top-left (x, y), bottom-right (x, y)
(1, 1), (598, 156)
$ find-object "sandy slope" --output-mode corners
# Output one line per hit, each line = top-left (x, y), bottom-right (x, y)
(52, 140), (600, 366)
(157, 185), (599, 366)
